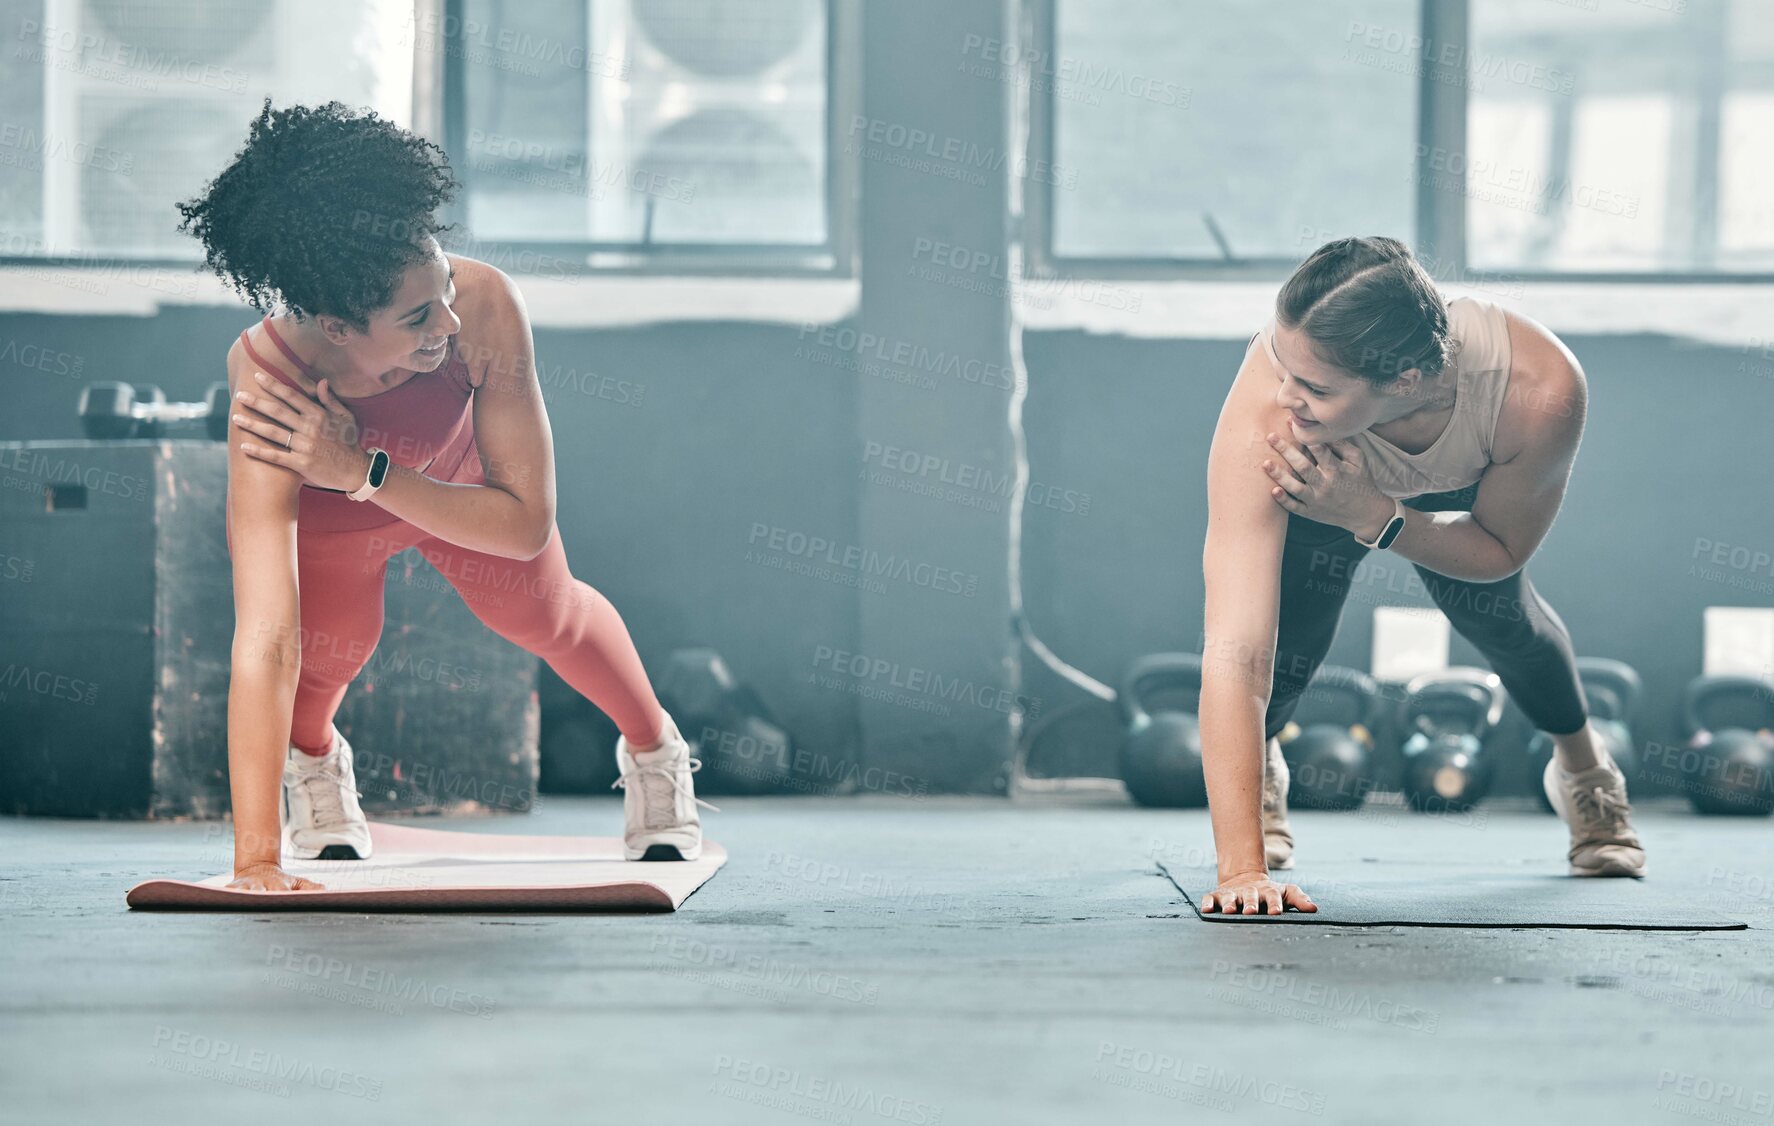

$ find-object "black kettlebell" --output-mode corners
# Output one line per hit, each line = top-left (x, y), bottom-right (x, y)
(1680, 675), (1774, 816)
(1279, 664), (1381, 811)
(1398, 668), (1504, 813)
(656, 647), (798, 796)
(1118, 653), (1206, 808)
(1529, 657), (1641, 813)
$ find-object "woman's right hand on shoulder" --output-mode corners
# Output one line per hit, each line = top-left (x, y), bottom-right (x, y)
(228, 862), (325, 892)
(1202, 869), (1317, 916)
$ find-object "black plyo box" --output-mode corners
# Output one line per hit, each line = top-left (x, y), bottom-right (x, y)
(0, 440), (538, 819)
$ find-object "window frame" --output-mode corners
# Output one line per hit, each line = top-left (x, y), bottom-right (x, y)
(0, 0), (860, 278)
(436, 0), (859, 278)
(1022, 0), (1774, 284)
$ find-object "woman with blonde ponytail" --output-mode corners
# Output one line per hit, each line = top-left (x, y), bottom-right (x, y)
(1193, 236), (1645, 915)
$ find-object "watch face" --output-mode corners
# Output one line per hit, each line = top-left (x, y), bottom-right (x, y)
(367, 450), (389, 487)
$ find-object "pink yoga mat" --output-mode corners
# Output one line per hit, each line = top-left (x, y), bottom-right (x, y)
(126, 822), (727, 912)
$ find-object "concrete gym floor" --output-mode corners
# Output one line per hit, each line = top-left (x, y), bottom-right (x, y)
(3, 796), (1770, 1126)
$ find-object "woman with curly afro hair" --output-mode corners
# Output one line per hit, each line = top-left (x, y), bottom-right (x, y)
(179, 101), (708, 892)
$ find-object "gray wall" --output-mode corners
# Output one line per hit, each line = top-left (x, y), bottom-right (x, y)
(6, 311), (1766, 797)
(1017, 329), (1774, 795)
(853, 0), (1017, 794)
(0, 309), (865, 785)
(4, 0), (1768, 797)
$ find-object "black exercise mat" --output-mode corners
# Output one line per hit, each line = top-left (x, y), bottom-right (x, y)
(1157, 861), (1747, 930)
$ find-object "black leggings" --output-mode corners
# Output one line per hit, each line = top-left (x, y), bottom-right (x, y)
(1262, 482), (1590, 741)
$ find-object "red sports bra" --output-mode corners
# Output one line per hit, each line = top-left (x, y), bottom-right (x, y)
(231, 317), (481, 533)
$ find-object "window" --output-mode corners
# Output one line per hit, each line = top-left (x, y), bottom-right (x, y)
(1468, 0), (1774, 272)
(0, 0), (413, 260)
(445, 0), (843, 270)
(1033, 0), (1774, 277)
(1046, 0), (1419, 265)
(0, 0), (848, 272)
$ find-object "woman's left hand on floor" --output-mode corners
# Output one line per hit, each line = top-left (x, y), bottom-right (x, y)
(234, 371), (371, 492)
(1262, 432), (1392, 537)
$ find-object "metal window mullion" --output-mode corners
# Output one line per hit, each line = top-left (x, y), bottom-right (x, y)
(1020, 0), (1056, 277)
(826, 0), (861, 275)
(435, 0), (845, 273)
(1689, 0), (1726, 272)
(40, 0), (82, 251)
(411, 0), (449, 148)
(1415, 0), (1469, 275)
(439, 0), (469, 233)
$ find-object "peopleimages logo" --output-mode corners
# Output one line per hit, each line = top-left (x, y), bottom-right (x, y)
(1344, 22), (1577, 94)
(1093, 1042), (1327, 1115)
(710, 1056), (942, 1124)
(150, 1026), (383, 1100)
(1208, 961), (1440, 1033)
(747, 524), (981, 598)
(811, 645), (1037, 719)
(796, 324), (1014, 391)
(652, 935), (880, 1006)
(0, 664), (98, 706)
(263, 946), (497, 1018)
(846, 114), (1075, 189)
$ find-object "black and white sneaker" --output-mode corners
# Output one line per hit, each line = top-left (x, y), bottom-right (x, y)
(281, 728), (373, 861)
(613, 713), (716, 861)
(1262, 736), (1295, 870)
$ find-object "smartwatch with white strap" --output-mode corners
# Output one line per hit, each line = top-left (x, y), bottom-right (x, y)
(1356, 497), (1407, 550)
(347, 447), (391, 502)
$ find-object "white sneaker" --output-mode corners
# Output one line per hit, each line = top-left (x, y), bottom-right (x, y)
(613, 713), (716, 861)
(1262, 736), (1295, 870)
(282, 728), (373, 861)
(1543, 752), (1646, 878)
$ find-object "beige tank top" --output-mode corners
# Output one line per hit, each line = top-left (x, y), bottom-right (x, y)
(1255, 295), (1514, 500)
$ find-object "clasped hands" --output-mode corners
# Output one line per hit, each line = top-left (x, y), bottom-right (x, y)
(233, 371), (371, 493)
(1261, 431), (1393, 540)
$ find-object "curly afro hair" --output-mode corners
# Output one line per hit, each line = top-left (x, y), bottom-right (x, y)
(177, 100), (458, 327)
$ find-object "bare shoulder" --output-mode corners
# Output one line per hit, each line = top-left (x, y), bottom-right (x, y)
(1496, 308), (1586, 463)
(226, 326), (260, 386)
(447, 254), (525, 318)
(228, 320), (321, 397)
(445, 255), (530, 390)
(1207, 331), (1294, 525)
(1212, 331), (1292, 460)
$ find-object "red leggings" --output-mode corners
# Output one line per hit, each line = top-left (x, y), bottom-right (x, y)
(281, 518), (663, 755)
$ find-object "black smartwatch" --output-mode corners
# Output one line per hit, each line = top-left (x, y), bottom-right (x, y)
(1356, 497), (1406, 550)
(347, 447), (390, 502)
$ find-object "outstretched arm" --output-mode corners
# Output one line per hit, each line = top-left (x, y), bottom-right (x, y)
(1200, 338), (1318, 915)
(223, 338), (324, 890)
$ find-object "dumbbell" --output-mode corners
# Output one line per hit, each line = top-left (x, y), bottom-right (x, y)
(1528, 658), (1642, 813)
(1398, 667), (1505, 813)
(1118, 653), (1206, 808)
(655, 647), (798, 796)
(129, 385), (167, 438)
(1680, 675), (1774, 816)
(1279, 664), (1381, 811)
(78, 381), (232, 441)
